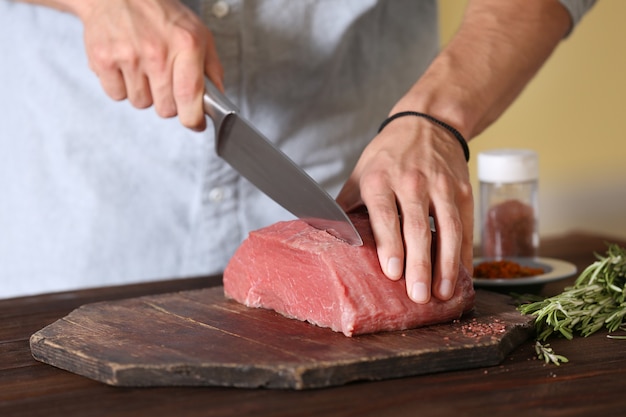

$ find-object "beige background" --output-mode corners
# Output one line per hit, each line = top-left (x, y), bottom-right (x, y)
(438, 1), (626, 243)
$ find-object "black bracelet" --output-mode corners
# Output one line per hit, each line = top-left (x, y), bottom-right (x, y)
(377, 111), (470, 162)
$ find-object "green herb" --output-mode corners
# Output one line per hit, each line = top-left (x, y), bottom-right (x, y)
(518, 244), (626, 362)
(534, 341), (569, 366)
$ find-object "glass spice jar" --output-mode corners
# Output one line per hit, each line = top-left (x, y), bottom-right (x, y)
(478, 149), (539, 259)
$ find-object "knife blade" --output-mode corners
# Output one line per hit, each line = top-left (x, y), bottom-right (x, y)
(202, 79), (363, 246)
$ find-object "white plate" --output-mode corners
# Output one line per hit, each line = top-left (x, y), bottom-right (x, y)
(472, 257), (577, 287)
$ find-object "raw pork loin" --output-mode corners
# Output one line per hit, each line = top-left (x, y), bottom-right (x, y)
(223, 212), (475, 337)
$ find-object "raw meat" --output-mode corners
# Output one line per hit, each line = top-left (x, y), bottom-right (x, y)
(223, 212), (475, 337)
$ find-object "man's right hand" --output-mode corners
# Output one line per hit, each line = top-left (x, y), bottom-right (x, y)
(73, 0), (223, 131)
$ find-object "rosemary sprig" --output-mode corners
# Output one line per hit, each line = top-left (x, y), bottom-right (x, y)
(518, 244), (626, 360)
(534, 341), (569, 366)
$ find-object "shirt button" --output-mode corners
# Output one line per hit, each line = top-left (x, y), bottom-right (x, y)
(208, 187), (225, 203)
(211, 1), (230, 19)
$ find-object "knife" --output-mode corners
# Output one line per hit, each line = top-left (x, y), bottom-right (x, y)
(202, 79), (363, 246)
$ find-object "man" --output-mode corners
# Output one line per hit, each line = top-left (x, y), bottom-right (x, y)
(0, 0), (594, 299)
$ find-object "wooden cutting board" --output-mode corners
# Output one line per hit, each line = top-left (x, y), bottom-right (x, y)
(30, 287), (534, 390)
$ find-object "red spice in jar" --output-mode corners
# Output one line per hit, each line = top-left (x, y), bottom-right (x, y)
(482, 199), (536, 258)
(474, 260), (544, 279)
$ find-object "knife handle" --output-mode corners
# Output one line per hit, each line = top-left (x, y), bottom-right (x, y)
(202, 78), (236, 137)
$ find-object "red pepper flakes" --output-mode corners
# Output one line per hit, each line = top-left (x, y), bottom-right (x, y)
(482, 199), (536, 258)
(460, 318), (506, 340)
(474, 260), (544, 279)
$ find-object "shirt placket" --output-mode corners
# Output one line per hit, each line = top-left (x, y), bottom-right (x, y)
(181, 0), (244, 275)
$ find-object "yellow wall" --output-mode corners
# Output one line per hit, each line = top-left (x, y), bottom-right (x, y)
(439, 1), (626, 241)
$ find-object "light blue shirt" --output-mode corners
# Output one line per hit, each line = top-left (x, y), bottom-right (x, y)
(0, 0), (592, 298)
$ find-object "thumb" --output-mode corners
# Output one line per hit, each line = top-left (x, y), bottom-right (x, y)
(336, 177), (364, 213)
(204, 36), (224, 92)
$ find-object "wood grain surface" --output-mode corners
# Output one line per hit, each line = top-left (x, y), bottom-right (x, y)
(30, 288), (533, 389)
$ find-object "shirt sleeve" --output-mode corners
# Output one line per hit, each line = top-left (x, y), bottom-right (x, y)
(559, 0), (597, 34)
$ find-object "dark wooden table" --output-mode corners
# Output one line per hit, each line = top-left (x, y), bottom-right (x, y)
(2, 232), (625, 417)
